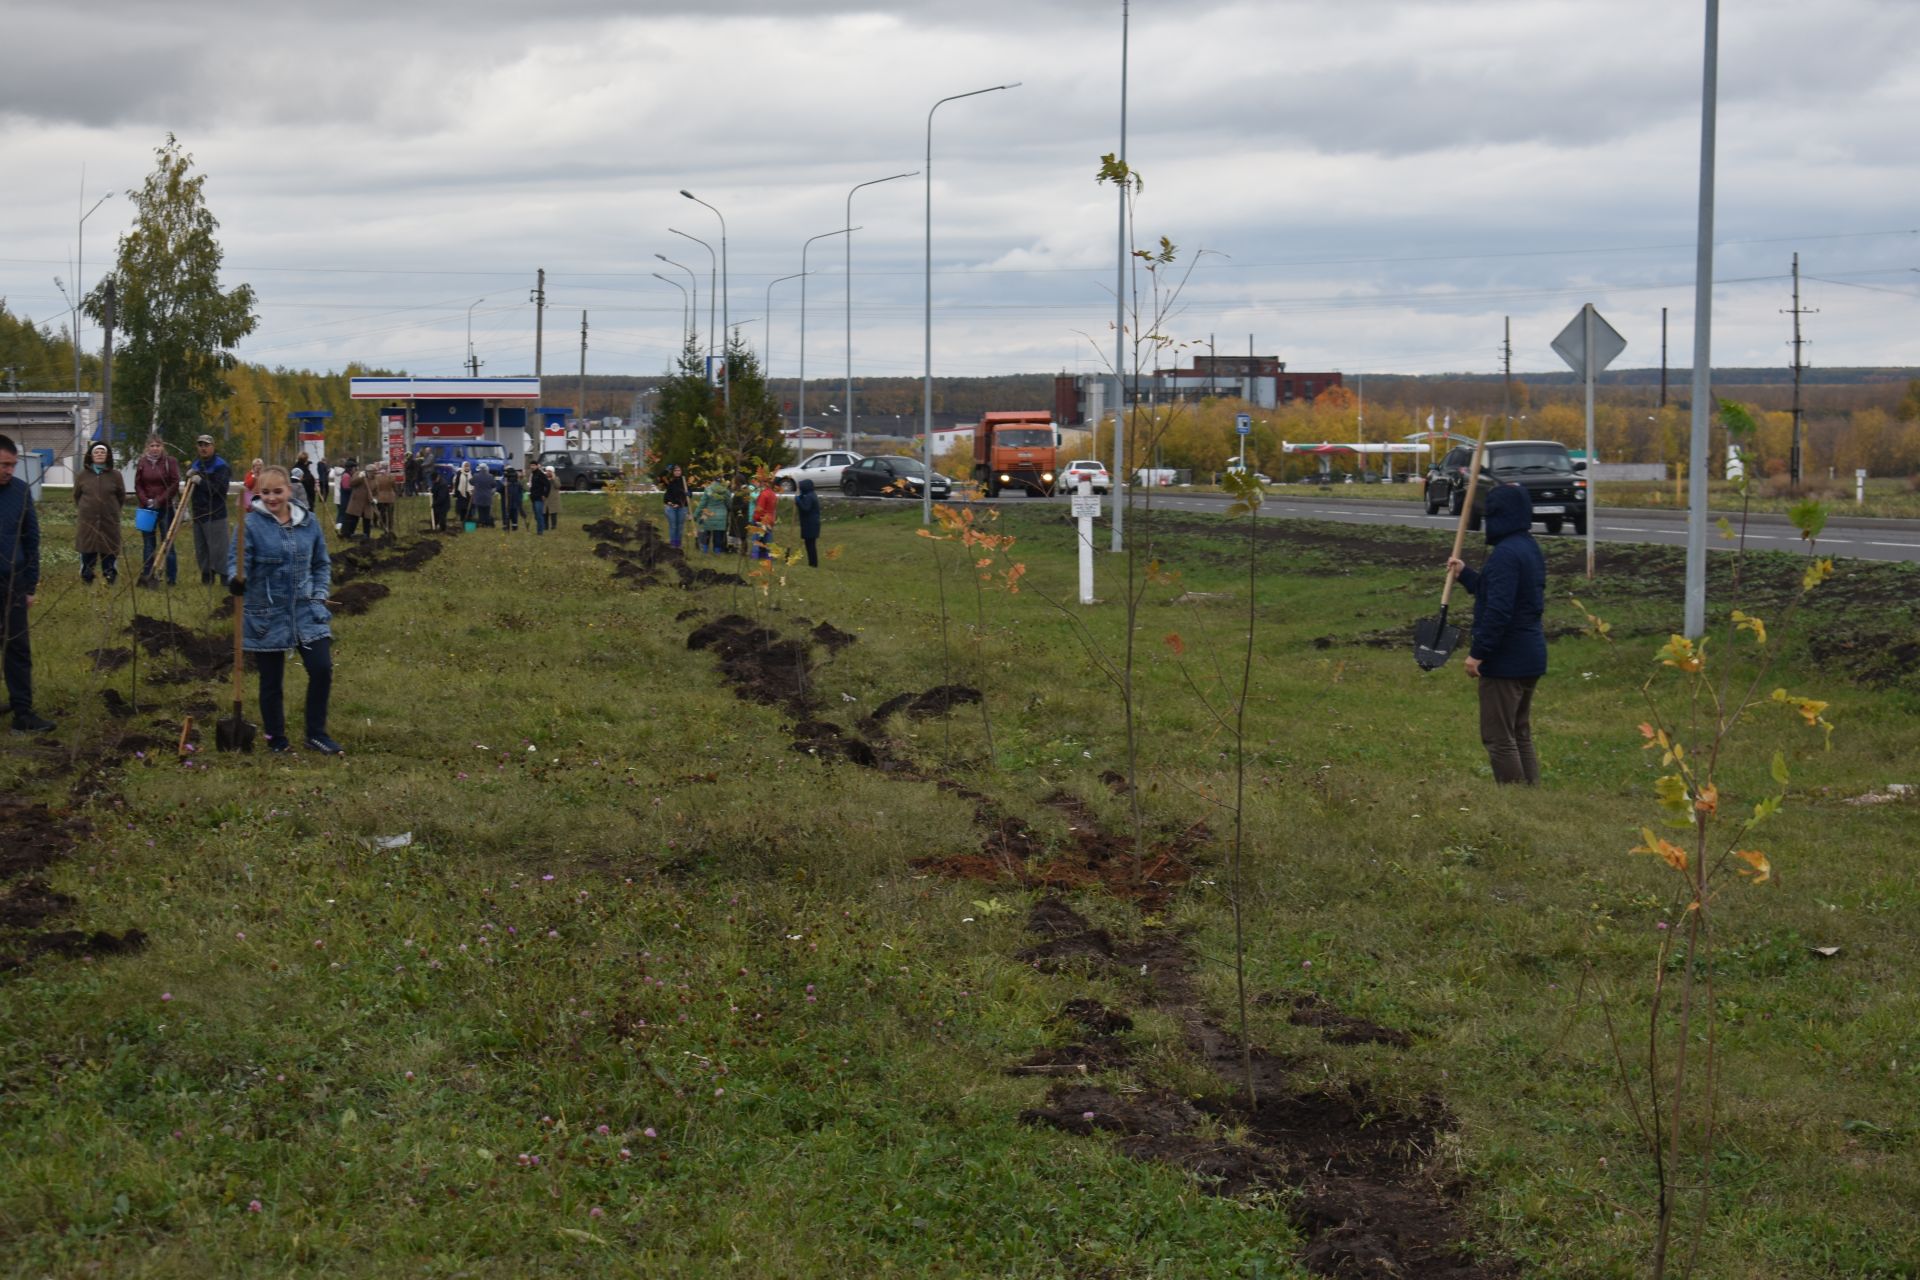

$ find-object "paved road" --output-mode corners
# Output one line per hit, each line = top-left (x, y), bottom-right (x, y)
(969, 490), (1920, 565)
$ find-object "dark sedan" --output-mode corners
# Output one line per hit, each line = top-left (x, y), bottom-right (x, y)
(840, 455), (952, 500)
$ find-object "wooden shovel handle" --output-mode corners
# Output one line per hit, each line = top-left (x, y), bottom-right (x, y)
(230, 495), (247, 704)
(1440, 416), (1495, 607)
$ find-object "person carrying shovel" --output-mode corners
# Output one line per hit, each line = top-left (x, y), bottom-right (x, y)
(228, 465), (344, 756)
(1445, 483), (1546, 786)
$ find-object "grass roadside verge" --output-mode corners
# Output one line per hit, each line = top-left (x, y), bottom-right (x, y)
(2, 492), (1917, 1276)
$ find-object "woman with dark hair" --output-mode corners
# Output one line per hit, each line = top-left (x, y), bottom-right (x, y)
(662, 463), (689, 549)
(74, 441), (126, 584)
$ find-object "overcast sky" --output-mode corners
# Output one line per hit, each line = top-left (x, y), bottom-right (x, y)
(3, 0), (1916, 393)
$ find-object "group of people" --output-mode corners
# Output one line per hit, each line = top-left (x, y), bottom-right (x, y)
(429, 463), (560, 534)
(662, 465), (824, 568)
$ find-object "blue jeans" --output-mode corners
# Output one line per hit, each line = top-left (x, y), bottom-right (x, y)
(531, 499), (546, 534)
(665, 505), (686, 546)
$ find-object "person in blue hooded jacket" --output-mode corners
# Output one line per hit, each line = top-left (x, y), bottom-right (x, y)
(1447, 483), (1546, 785)
(228, 465), (343, 755)
(793, 478), (823, 567)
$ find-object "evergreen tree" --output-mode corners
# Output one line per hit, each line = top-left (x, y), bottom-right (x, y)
(648, 333), (789, 477)
(85, 134), (258, 450)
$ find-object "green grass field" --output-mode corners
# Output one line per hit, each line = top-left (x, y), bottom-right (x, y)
(1, 491), (1915, 1277)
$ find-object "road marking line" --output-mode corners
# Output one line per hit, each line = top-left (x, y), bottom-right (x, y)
(1866, 541), (1920, 549)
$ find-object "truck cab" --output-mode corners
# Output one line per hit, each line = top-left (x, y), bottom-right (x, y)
(417, 440), (508, 481)
(971, 411), (1059, 497)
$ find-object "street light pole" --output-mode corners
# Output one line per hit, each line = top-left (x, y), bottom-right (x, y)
(800, 227), (857, 438)
(654, 254), (698, 350)
(465, 298), (485, 377)
(667, 229), (716, 366)
(763, 273), (806, 410)
(651, 274), (689, 349)
(924, 82), (1020, 525)
(75, 189), (114, 411)
(680, 191), (729, 409)
(846, 171), (917, 453)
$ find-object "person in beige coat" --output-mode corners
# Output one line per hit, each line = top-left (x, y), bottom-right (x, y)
(370, 465), (399, 536)
(74, 441), (127, 584)
(341, 463), (373, 542)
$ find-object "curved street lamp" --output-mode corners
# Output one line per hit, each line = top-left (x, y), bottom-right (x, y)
(763, 272), (806, 396)
(924, 83), (1019, 523)
(799, 227), (856, 435)
(845, 171), (916, 452)
(465, 297), (486, 376)
(74, 190), (114, 403)
(667, 229), (717, 365)
(654, 254), (698, 350)
(680, 191), (730, 409)
(651, 274), (689, 349)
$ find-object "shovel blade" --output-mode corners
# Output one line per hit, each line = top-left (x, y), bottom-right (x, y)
(215, 712), (258, 753)
(1413, 614), (1462, 671)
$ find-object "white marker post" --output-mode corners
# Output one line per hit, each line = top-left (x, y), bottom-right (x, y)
(1856, 468), (1866, 505)
(1074, 479), (1099, 603)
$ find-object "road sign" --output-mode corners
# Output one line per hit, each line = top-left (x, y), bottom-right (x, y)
(1235, 413), (1251, 436)
(1070, 494), (1102, 518)
(1552, 305), (1626, 380)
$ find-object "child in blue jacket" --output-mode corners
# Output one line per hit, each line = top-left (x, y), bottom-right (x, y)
(228, 466), (343, 755)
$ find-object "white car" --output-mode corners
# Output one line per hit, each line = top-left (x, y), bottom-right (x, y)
(1058, 459), (1111, 494)
(774, 450), (862, 492)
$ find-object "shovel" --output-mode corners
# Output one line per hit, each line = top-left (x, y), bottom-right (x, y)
(1414, 416), (1493, 670)
(216, 497), (257, 752)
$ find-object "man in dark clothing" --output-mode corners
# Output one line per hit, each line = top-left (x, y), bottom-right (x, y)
(0, 435), (55, 732)
(1447, 484), (1547, 785)
(186, 434), (232, 585)
(470, 466), (498, 527)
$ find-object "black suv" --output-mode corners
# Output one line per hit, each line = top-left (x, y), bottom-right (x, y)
(537, 449), (622, 491)
(1423, 440), (1587, 534)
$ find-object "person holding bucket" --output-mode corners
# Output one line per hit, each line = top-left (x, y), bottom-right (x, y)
(1446, 484), (1547, 785)
(133, 435), (181, 587)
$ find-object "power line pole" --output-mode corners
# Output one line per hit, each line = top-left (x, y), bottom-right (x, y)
(1659, 306), (1668, 408)
(1110, 0), (1129, 553)
(576, 311), (588, 430)
(100, 277), (116, 441)
(1783, 252), (1815, 486)
(1501, 315), (1513, 438)
(531, 268), (546, 377)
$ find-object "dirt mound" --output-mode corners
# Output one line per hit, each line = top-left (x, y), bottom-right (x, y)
(867, 685), (983, 723)
(0, 801), (93, 880)
(128, 616), (230, 679)
(810, 621), (857, 653)
(330, 537), (442, 586)
(1059, 997), (1134, 1035)
(88, 646), (132, 672)
(1807, 620), (1920, 689)
(0, 879), (75, 928)
(331, 581), (391, 615)
(0, 927), (148, 973)
(687, 614), (812, 713)
(790, 719), (880, 768)
(1026, 897), (1094, 937)
(0, 800), (139, 978)
(582, 517), (636, 543)
(1272, 992), (1416, 1049)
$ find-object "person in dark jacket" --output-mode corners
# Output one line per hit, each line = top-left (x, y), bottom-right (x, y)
(429, 467), (452, 531)
(470, 466), (498, 527)
(290, 457), (316, 511)
(74, 441), (127, 584)
(661, 464), (689, 548)
(502, 467), (524, 531)
(186, 434), (232, 585)
(0, 435), (55, 732)
(794, 477), (823, 567)
(1447, 484), (1547, 785)
(726, 476), (751, 555)
(528, 464), (551, 536)
(228, 465), (341, 755)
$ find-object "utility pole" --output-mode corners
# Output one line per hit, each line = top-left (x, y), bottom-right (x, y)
(100, 277), (116, 441)
(576, 311), (588, 431)
(1110, 0), (1129, 553)
(1659, 306), (1668, 408)
(531, 268), (546, 377)
(1502, 315), (1513, 438)
(1784, 252), (1815, 486)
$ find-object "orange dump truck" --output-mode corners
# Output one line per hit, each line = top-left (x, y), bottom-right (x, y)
(971, 411), (1059, 497)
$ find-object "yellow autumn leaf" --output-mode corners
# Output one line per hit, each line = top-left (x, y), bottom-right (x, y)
(1164, 633), (1187, 656)
(1632, 827), (1690, 873)
(1730, 609), (1767, 645)
(1656, 634), (1706, 673)
(1732, 849), (1772, 883)
(1801, 557), (1833, 591)
(1694, 783), (1719, 815)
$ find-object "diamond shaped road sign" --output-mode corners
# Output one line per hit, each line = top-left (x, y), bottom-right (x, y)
(1552, 304), (1627, 381)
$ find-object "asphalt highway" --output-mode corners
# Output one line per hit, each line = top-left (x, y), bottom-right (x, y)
(968, 489), (1920, 565)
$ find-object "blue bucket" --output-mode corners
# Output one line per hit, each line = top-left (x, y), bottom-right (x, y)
(134, 506), (161, 533)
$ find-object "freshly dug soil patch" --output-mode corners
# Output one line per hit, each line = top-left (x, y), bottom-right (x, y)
(330, 581), (391, 615)
(88, 646), (133, 672)
(1806, 619), (1920, 689)
(1022, 1084), (1279, 1197)
(330, 537), (442, 586)
(0, 927), (148, 973)
(128, 616), (230, 680)
(1059, 997), (1134, 1035)
(866, 685), (983, 723)
(916, 793), (1206, 910)
(687, 614), (812, 714)
(1273, 992), (1416, 1049)
(0, 800), (139, 978)
(809, 621), (857, 653)
(0, 878), (74, 928)
(582, 517), (636, 544)
(0, 801), (95, 880)
(790, 718), (880, 768)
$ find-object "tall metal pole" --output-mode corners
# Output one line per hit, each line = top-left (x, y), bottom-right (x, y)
(680, 191), (729, 409)
(1786, 252), (1814, 486)
(1502, 316), (1513, 439)
(655, 254), (698, 351)
(652, 274), (689, 348)
(465, 297), (484, 377)
(1584, 303), (1597, 581)
(924, 83), (1019, 526)
(800, 228), (856, 437)
(1111, 0), (1130, 551)
(531, 268), (546, 377)
(846, 172), (917, 454)
(763, 272), (805, 415)
(1659, 306), (1669, 408)
(577, 311), (588, 429)
(75, 190), (113, 408)
(668, 229), (716, 366)
(1684, 0), (1719, 640)
(100, 276), (116, 440)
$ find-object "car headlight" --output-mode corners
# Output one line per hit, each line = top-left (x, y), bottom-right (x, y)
(999, 473), (1011, 483)
(1042, 472), (1054, 482)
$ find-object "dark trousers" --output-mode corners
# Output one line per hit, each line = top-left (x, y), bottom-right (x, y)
(141, 505), (178, 583)
(256, 638), (333, 744)
(1478, 675), (1541, 785)
(340, 513), (370, 541)
(80, 552), (120, 582)
(1, 580), (31, 714)
(804, 536), (819, 567)
(504, 497), (521, 530)
(476, 497), (495, 527)
(432, 496), (450, 530)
